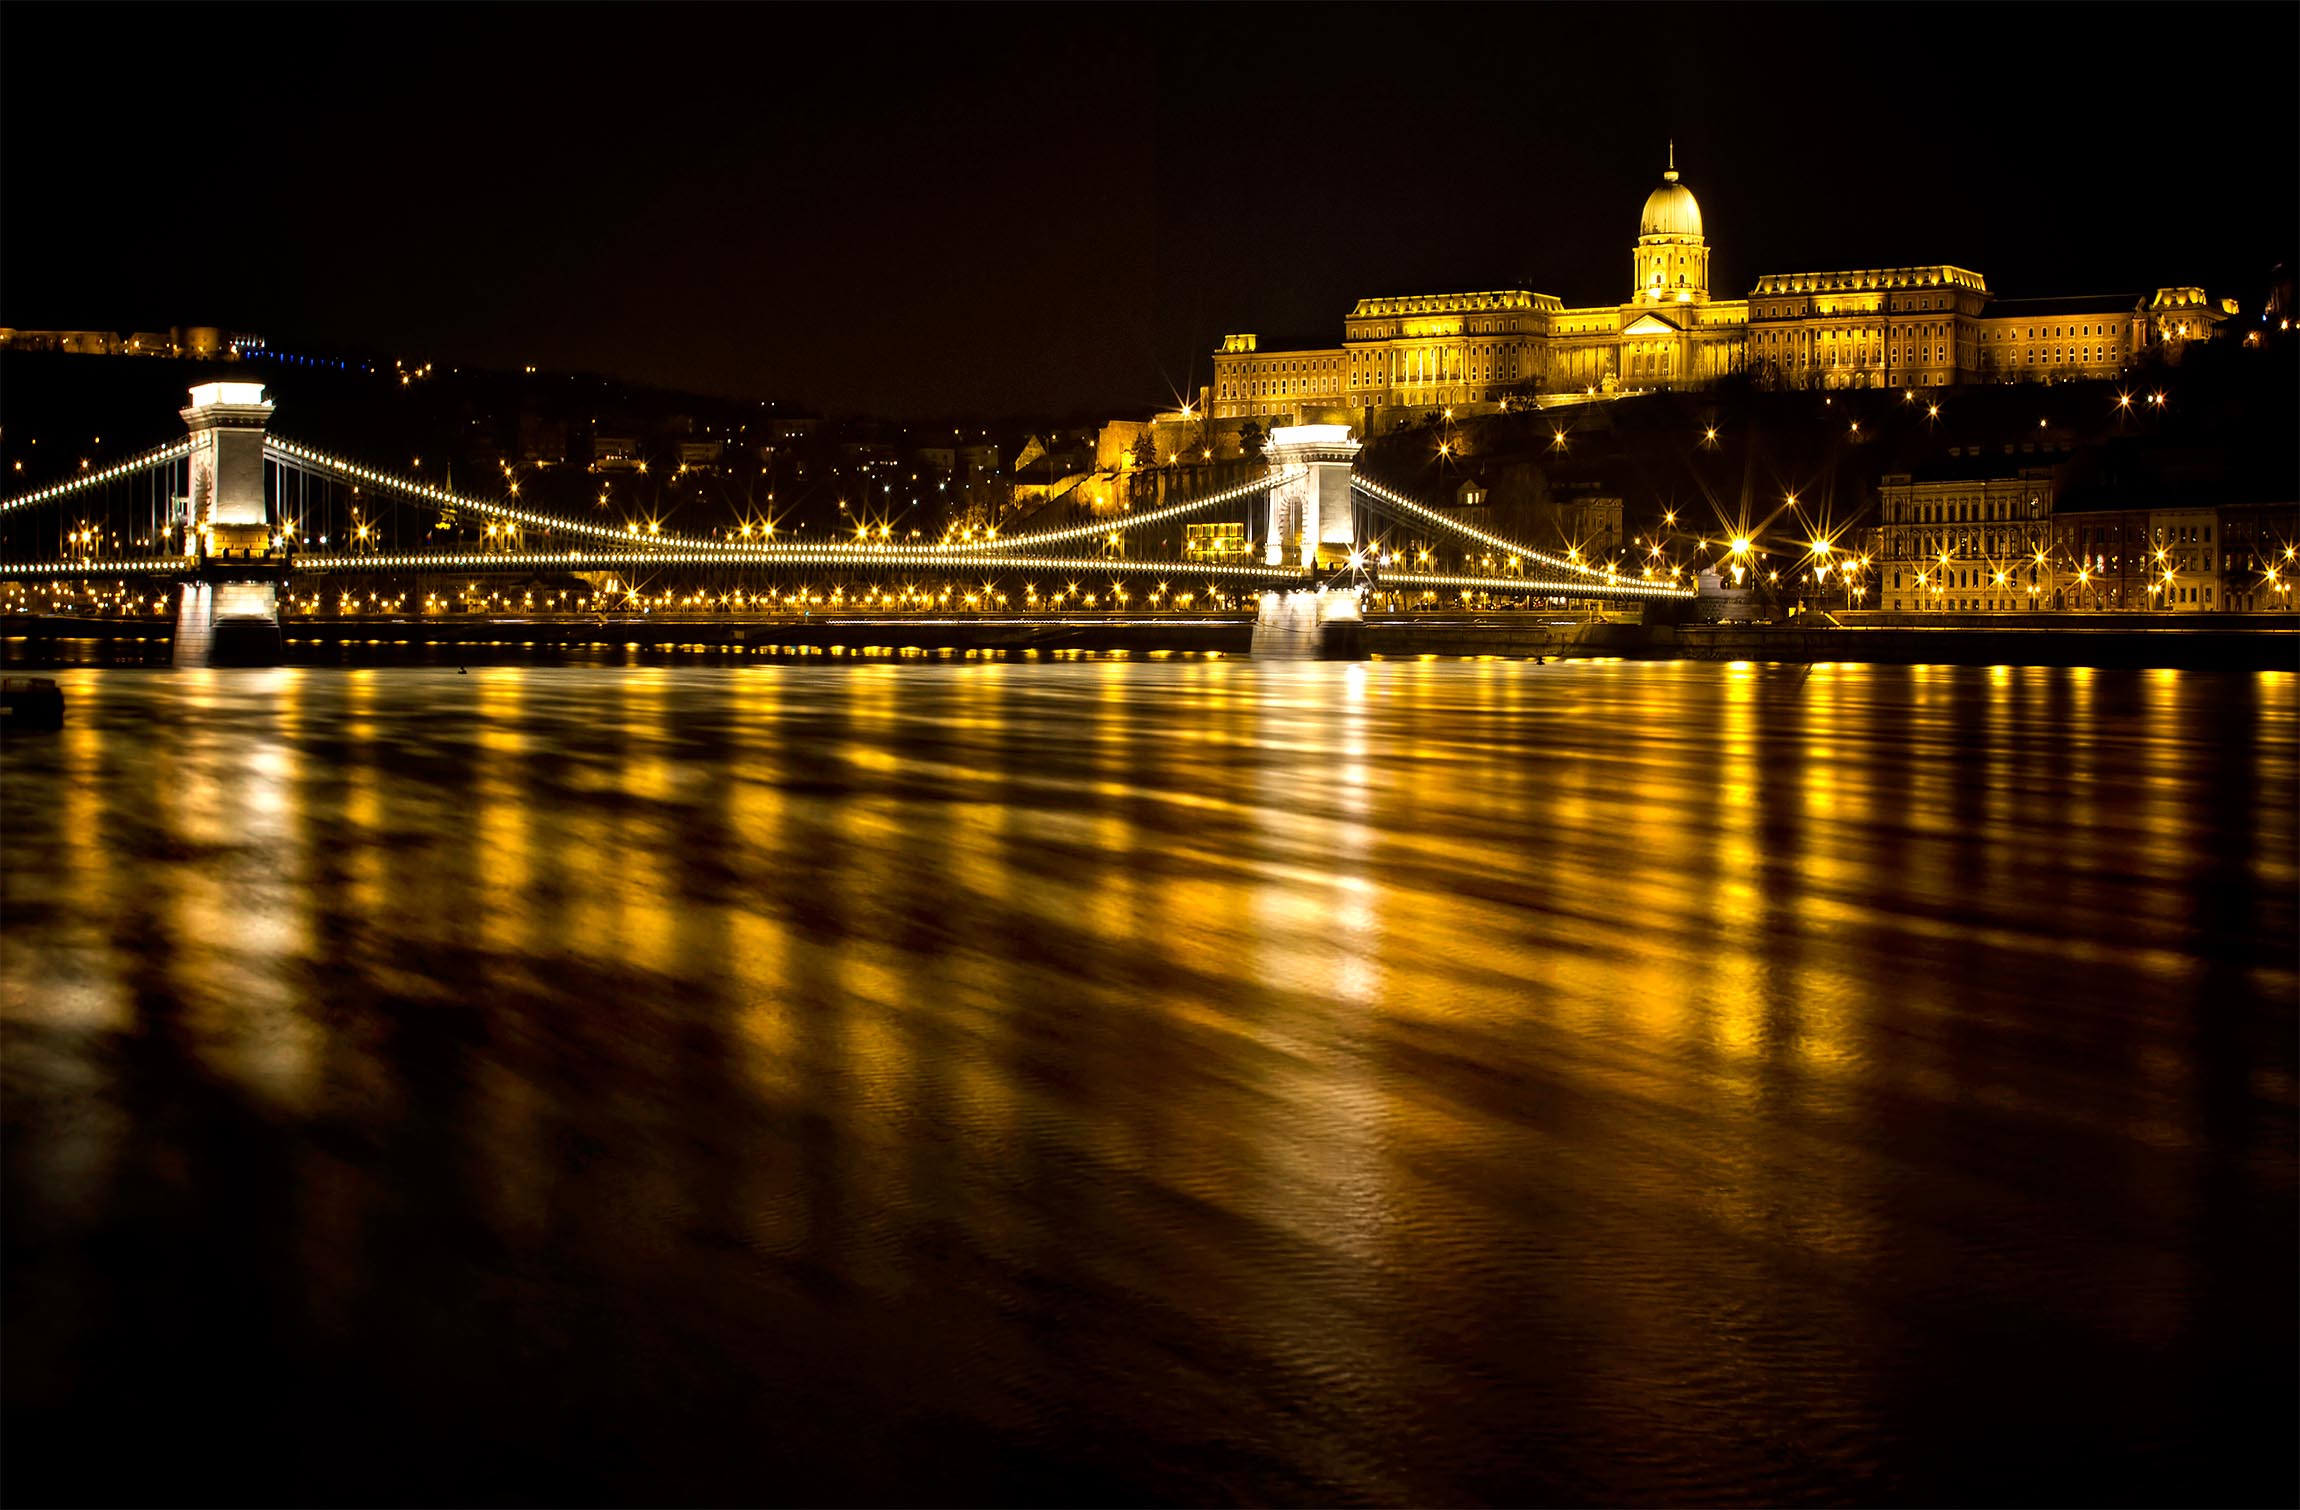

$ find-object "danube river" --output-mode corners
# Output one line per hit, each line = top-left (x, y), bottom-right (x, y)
(4, 659), (2293, 1504)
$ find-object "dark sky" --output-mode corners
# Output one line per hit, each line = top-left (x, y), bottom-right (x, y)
(5, 4), (2293, 418)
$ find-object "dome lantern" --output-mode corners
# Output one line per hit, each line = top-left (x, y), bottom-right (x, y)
(1639, 142), (1704, 240)
(1631, 143), (1710, 303)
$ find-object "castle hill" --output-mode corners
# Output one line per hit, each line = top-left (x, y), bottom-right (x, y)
(3, 7), (2293, 1508)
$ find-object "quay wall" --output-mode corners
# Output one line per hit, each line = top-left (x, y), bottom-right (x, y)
(6, 613), (2294, 669)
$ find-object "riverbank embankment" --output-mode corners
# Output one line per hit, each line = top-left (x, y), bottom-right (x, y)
(6, 612), (2294, 669)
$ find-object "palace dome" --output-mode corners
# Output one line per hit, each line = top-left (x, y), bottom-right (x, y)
(1640, 160), (1703, 239)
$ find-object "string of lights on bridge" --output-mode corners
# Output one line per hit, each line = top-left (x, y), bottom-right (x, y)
(945, 470), (1304, 553)
(279, 547), (1648, 598)
(1379, 569), (1689, 602)
(264, 439), (1305, 562)
(2, 559), (179, 577)
(1350, 474), (1613, 582)
(0, 440), (193, 515)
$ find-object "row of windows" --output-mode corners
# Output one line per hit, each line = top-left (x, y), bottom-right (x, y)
(1759, 293), (1957, 319)
(1890, 596), (2123, 610)
(1758, 322), (1954, 342)
(1226, 356), (1341, 376)
(1883, 498), (2042, 524)
(1882, 531), (2043, 559)
(1348, 319), (1527, 338)
(2001, 323), (2124, 340)
(2012, 348), (2120, 366)
(1217, 375), (1344, 400)
(1893, 568), (2053, 590)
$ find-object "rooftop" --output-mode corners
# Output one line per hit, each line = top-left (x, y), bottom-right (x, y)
(1751, 266), (1989, 295)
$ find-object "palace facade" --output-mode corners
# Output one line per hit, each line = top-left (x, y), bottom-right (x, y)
(1206, 150), (2227, 423)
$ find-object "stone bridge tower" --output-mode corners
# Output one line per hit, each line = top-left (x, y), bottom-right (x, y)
(174, 382), (284, 666)
(1263, 424), (1361, 570)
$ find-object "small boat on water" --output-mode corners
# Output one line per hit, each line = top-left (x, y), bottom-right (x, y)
(1, 676), (65, 729)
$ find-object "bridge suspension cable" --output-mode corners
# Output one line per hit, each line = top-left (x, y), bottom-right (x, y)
(0, 547), (1656, 600)
(0, 440), (193, 515)
(266, 438), (714, 552)
(950, 469), (1298, 552)
(1378, 569), (1690, 601)
(1349, 474), (1612, 582)
(289, 547), (1305, 582)
(267, 437), (1289, 566)
(0, 558), (182, 577)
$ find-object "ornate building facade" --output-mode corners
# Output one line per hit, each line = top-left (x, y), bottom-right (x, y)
(1870, 467), (2295, 615)
(1206, 150), (2228, 422)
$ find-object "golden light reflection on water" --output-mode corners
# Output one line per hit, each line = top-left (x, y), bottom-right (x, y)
(3, 660), (2294, 1505)
(474, 671), (533, 960)
(142, 672), (321, 1114)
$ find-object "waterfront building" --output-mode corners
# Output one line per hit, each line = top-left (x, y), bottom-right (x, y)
(2052, 508), (2151, 611)
(2146, 507), (2224, 610)
(2209, 504), (2299, 612)
(1875, 466), (2057, 613)
(1208, 150), (2229, 427)
(1874, 470), (2295, 612)
(2084, 503), (2298, 612)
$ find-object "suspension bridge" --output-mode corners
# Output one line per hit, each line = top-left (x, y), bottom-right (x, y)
(1, 383), (1692, 663)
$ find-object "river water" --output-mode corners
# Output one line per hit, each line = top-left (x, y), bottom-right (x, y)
(3, 659), (2294, 1504)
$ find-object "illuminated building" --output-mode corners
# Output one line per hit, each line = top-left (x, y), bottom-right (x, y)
(2053, 504), (2298, 613)
(1208, 149), (2229, 423)
(1874, 466), (2296, 613)
(1185, 521), (1248, 562)
(1875, 466), (2056, 613)
(591, 434), (642, 470)
(0, 325), (234, 358)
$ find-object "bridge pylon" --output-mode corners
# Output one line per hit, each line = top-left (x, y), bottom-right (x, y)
(175, 381), (284, 666)
(1263, 424), (1360, 571)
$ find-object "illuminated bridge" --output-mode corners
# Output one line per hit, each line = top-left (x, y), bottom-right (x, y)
(2, 384), (1692, 664)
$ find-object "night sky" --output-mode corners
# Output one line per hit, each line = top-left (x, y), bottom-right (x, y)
(4, 4), (2293, 418)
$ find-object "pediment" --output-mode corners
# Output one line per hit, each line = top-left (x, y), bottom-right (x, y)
(1622, 313), (1683, 336)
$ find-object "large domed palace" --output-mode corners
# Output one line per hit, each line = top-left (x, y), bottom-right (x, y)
(1207, 147), (2227, 423)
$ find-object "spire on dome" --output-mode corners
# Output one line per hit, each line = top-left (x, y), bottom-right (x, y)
(1664, 139), (1678, 183)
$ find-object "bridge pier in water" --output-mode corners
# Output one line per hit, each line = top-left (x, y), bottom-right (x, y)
(1251, 425), (1366, 658)
(174, 382), (284, 666)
